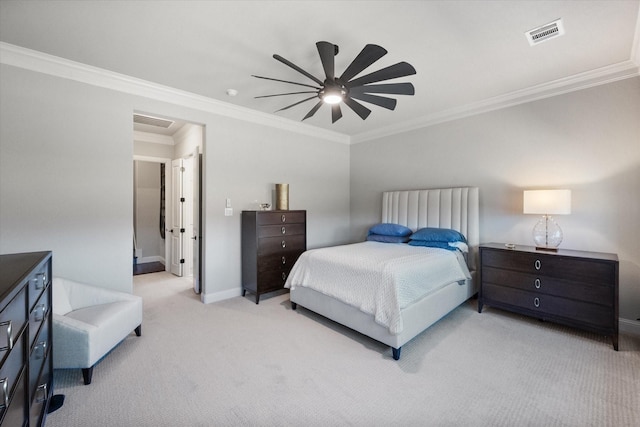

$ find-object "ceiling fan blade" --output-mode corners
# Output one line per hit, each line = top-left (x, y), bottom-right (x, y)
(273, 54), (324, 86)
(275, 95), (318, 112)
(255, 91), (318, 99)
(302, 101), (324, 121)
(339, 44), (387, 82)
(316, 41), (335, 80)
(252, 75), (321, 90)
(347, 62), (416, 88)
(349, 82), (415, 96)
(343, 97), (372, 120)
(349, 93), (397, 110)
(331, 104), (343, 123)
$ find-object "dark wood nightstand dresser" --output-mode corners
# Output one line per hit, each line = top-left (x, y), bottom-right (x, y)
(0, 251), (54, 426)
(478, 243), (619, 350)
(241, 210), (306, 304)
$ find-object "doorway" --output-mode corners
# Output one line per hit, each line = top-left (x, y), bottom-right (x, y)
(133, 113), (204, 294)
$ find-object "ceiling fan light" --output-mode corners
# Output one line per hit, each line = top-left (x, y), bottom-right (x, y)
(323, 94), (343, 104)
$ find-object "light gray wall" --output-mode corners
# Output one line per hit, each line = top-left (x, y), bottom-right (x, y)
(350, 77), (640, 320)
(0, 64), (351, 297)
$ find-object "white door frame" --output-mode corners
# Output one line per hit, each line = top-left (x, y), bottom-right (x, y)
(133, 155), (172, 272)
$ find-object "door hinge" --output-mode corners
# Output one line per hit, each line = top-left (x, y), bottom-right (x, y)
(180, 228), (185, 233)
(180, 197), (185, 202)
(180, 259), (185, 264)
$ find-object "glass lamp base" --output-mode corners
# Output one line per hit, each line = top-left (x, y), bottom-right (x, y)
(532, 215), (563, 250)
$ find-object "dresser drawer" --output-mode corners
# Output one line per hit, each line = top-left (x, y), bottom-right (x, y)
(482, 266), (613, 306)
(29, 288), (50, 346)
(258, 223), (305, 238)
(29, 320), (49, 398)
(257, 211), (305, 225)
(28, 261), (50, 312)
(29, 356), (51, 427)
(0, 287), (27, 365)
(257, 269), (290, 293)
(257, 251), (304, 272)
(482, 250), (615, 286)
(0, 332), (25, 413)
(2, 368), (26, 427)
(258, 235), (306, 256)
(483, 283), (613, 329)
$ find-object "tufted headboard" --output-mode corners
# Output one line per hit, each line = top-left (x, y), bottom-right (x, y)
(381, 187), (479, 272)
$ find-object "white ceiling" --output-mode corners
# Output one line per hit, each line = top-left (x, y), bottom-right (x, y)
(1, 1), (639, 140)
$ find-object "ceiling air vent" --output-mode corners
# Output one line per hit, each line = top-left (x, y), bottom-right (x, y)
(133, 114), (174, 128)
(526, 19), (564, 46)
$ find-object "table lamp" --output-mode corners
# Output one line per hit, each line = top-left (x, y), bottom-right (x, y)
(523, 189), (571, 251)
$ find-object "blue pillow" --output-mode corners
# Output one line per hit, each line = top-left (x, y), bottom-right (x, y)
(367, 234), (411, 244)
(408, 240), (457, 250)
(368, 223), (412, 237)
(410, 227), (467, 243)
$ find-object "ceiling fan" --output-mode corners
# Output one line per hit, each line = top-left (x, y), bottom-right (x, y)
(252, 41), (416, 123)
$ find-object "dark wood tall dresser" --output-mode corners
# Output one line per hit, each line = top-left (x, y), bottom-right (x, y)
(478, 243), (619, 350)
(0, 251), (54, 426)
(242, 210), (306, 304)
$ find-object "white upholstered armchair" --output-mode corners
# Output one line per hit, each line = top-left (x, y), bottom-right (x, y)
(52, 277), (143, 385)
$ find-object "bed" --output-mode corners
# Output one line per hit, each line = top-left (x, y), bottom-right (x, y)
(285, 187), (479, 360)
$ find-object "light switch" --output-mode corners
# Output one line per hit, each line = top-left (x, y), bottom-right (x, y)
(224, 208), (233, 216)
(226, 198), (232, 208)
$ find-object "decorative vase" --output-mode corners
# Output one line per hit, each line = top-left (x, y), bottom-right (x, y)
(275, 183), (289, 210)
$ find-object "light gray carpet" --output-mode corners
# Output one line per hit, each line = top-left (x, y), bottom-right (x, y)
(47, 272), (640, 426)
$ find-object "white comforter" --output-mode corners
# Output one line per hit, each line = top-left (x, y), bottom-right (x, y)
(284, 241), (471, 335)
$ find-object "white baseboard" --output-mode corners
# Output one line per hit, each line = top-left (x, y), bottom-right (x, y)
(619, 317), (640, 337)
(202, 287), (242, 304)
(138, 256), (165, 264)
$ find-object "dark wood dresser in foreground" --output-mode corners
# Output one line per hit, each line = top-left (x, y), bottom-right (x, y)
(242, 210), (306, 304)
(478, 243), (619, 350)
(242, 210), (307, 304)
(0, 251), (54, 426)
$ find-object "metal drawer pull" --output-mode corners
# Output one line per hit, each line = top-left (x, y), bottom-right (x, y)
(0, 321), (12, 351)
(282, 272), (287, 281)
(534, 259), (541, 270)
(281, 226), (286, 234)
(35, 304), (46, 321)
(281, 256), (286, 265)
(0, 378), (8, 408)
(533, 297), (540, 308)
(534, 278), (541, 289)
(35, 341), (47, 359)
(35, 272), (46, 290)
(36, 384), (48, 403)
(281, 214), (286, 223)
(281, 240), (286, 248)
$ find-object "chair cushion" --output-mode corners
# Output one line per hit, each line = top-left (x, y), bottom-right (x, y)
(52, 278), (73, 315)
(65, 301), (138, 328)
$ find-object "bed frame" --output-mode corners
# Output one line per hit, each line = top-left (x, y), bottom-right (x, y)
(290, 187), (479, 360)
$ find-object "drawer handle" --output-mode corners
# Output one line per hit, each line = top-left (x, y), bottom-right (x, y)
(0, 378), (8, 408)
(534, 259), (541, 270)
(281, 240), (286, 248)
(281, 226), (286, 235)
(281, 256), (286, 265)
(34, 303), (46, 322)
(35, 341), (47, 359)
(281, 214), (286, 223)
(36, 383), (48, 403)
(533, 297), (540, 308)
(0, 321), (12, 352)
(35, 272), (47, 290)
(282, 272), (287, 281)
(534, 278), (541, 289)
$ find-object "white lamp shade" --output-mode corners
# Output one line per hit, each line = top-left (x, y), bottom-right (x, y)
(523, 190), (571, 215)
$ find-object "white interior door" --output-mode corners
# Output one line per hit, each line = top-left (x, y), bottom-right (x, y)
(170, 159), (184, 276)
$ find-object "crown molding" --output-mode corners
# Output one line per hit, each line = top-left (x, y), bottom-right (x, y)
(0, 42), (350, 145)
(351, 60), (640, 144)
